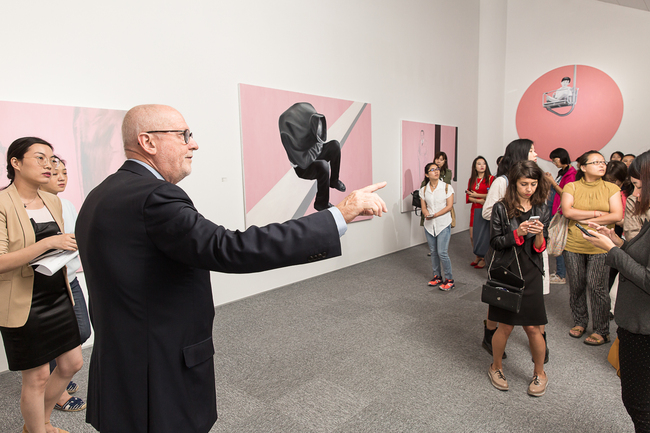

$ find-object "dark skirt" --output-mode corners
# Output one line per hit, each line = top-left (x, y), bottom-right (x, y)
(472, 208), (491, 258)
(0, 220), (81, 371)
(488, 247), (547, 326)
(1, 269), (80, 371)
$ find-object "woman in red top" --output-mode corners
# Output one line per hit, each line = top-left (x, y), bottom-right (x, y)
(467, 156), (494, 268)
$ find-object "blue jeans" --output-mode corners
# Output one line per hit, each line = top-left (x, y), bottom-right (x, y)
(555, 254), (566, 278)
(425, 225), (453, 281)
(50, 277), (91, 373)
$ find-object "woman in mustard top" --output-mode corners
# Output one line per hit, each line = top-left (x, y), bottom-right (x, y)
(561, 150), (623, 346)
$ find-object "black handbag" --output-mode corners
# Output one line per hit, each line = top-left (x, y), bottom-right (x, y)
(411, 189), (422, 215)
(481, 248), (525, 313)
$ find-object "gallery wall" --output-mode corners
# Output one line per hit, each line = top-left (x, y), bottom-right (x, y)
(0, 1), (481, 371)
(501, 0), (650, 172)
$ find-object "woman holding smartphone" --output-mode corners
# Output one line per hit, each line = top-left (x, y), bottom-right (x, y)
(486, 161), (550, 396)
(561, 150), (623, 345)
(581, 150), (650, 432)
(481, 139), (541, 359)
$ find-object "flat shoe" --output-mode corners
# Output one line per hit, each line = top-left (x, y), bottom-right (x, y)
(54, 396), (87, 412)
(66, 380), (78, 394)
(45, 421), (70, 433)
(474, 263), (485, 269)
(584, 333), (610, 346)
(470, 261), (478, 266)
(569, 326), (585, 338)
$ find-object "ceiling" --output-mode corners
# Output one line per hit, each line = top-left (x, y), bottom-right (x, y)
(596, 0), (650, 12)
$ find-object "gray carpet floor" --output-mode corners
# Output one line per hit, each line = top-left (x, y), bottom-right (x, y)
(0, 232), (634, 432)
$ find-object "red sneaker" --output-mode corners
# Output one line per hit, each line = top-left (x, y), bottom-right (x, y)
(439, 279), (455, 291)
(428, 276), (442, 286)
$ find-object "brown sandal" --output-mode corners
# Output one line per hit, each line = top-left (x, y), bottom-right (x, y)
(584, 333), (610, 346)
(569, 326), (585, 338)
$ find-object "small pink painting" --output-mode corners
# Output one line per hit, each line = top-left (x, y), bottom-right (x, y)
(401, 121), (458, 212)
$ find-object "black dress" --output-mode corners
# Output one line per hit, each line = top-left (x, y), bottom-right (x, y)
(488, 209), (548, 326)
(0, 220), (80, 371)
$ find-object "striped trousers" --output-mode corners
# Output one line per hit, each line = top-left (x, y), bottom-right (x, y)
(563, 251), (611, 337)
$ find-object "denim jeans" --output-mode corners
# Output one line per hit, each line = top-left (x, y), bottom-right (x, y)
(555, 254), (566, 278)
(50, 277), (91, 373)
(424, 225), (453, 281)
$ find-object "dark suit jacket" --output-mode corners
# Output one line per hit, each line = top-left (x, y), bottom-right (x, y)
(76, 161), (342, 433)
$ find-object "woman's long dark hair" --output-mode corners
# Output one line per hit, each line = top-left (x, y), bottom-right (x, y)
(628, 150), (650, 216)
(5, 137), (54, 187)
(496, 139), (533, 177)
(501, 161), (550, 219)
(469, 156), (492, 190)
(575, 150), (604, 181)
(434, 151), (449, 174)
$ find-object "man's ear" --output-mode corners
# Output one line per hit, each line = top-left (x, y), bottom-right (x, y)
(137, 133), (157, 156)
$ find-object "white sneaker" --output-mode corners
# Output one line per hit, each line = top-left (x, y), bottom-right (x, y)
(549, 274), (566, 284)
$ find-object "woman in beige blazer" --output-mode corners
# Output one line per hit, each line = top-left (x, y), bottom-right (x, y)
(0, 137), (82, 433)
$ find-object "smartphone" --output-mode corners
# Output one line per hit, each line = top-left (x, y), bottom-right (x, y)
(528, 215), (540, 222)
(575, 222), (596, 237)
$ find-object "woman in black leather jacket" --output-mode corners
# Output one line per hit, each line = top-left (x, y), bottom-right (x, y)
(486, 161), (551, 397)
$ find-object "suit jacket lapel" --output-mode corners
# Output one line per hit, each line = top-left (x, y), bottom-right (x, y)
(6, 184), (36, 247)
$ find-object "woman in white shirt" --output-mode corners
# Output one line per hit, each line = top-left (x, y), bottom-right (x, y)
(420, 162), (455, 290)
(40, 157), (90, 414)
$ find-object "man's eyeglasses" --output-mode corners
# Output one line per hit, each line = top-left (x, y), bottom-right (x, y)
(33, 155), (60, 169)
(584, 160), (608, 166)
(146, 129), (193, 144)
(428, 167), (440, 172)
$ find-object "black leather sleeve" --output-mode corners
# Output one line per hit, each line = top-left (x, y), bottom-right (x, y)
(489, 202), (517, 252)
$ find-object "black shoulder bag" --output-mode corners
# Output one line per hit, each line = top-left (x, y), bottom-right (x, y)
(481, 247), (525, 313)
(411, 189), (422, 215)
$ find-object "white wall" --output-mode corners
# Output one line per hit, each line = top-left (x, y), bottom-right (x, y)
(477, 0), (508, 169)
(502, 0), (650, 165)
(0, 0), (481, 372)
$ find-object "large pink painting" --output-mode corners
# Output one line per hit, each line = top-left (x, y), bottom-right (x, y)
(240, 84), (373, 228)
(401, 121), (458, 212)
(0, 101), (126, 211)
(516, 65), (623, 161)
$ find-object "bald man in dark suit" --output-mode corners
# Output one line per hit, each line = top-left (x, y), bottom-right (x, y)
(76, 104), (386, 433)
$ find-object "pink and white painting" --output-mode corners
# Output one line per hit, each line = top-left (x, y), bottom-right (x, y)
(239, 84), (373, 228)
(0, 101), (126, 211)
(401, 121), (458, 212)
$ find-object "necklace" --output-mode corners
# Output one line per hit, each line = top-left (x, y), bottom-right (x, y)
(21, 195), (38, 208)
(475, 177), (483, 190)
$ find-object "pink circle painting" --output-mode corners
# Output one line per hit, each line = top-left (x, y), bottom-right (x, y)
(516, 65), (623, 161)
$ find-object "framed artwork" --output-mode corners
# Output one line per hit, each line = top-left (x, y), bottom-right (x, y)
(401, 120), (458, 212)
(239, 84), (373, 228)
(0, 101), (126, 211)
